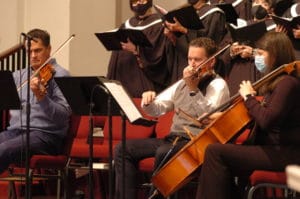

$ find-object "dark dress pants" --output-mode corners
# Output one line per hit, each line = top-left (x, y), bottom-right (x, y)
(0, 129), (62, 174)
(196, 143), (300, 199)
(114, 135), (189, 199)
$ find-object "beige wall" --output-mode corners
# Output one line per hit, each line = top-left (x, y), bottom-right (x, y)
(69, 0), (115, 76)
(23, 0), (71, 72)
(0, 0), (24, 51)
(0, 0), (185, 76)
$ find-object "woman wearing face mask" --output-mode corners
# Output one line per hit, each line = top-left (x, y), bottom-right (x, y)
(217, 0), (277, 96)
(195, 31), (300, 199)
(107, 0), (170, 98)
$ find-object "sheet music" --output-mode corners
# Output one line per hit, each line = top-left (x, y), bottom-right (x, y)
(103, 81), (142, 123)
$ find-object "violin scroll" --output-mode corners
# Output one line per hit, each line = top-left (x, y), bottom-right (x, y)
(284, 61), (300, 77)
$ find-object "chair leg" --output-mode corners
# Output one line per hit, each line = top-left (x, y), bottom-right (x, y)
(63, 168), (69, 199)
(28, 168), (33, 199)
(57, 170), (62, 199)
(8, 181), (17, 199)
(247, 183), (296, 199)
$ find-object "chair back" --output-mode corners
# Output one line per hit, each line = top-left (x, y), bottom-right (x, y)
(155, 111), (174, 139)
(102, 98), (155, 140)
(62, 114), (81, 156)
(75, 115), (106, 139)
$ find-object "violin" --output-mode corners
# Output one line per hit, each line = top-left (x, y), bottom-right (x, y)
(38, 63), (55, 84)
(34, 63), (55, 96)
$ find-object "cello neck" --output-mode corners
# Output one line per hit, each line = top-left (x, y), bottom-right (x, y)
(198, 61), (300, 122)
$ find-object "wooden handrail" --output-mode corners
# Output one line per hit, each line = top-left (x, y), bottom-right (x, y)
(0, 43), (26, 130)
(0, 43), (24, 61)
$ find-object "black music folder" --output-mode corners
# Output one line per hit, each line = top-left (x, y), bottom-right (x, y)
(0, 71), (20, 110)
(54, 76), (156, 126)
(271, 14), (300, 31)
(273, 0), (294, 16)
(227, 21), (267, 45)
(154, 4), (204, 30)
(215, 3), (239, 25)
(95, 29), (152, 51)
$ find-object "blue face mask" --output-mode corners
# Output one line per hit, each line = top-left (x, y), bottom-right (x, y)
(254, 55), (267, 73)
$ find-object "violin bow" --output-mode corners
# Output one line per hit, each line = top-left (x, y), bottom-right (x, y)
(192, 43), (231, 76)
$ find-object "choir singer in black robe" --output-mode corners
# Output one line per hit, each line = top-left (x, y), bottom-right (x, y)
(107, 0), (170, 97)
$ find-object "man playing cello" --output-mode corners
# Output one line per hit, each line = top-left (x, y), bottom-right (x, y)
(114, 37), (230, 199)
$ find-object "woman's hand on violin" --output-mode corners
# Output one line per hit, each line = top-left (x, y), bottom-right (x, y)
(239, 80), (257, 100)
(142, 91), (156, 106)
(121, 38), (138, 55)
(30, 76), (47, 101)
(164, 18), (188, 34)
(183, 65), (200, 92)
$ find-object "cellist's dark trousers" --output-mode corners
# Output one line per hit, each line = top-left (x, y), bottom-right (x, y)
(114, 135), (189, 199)
(196, 143), (300, 199)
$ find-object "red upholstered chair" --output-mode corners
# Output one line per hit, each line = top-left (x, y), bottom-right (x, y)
(68, 115), (106, 160)
(2, 114), (81, 199)
(68, 98), (156, 198)
(69, 98), (155, 162)
(247, 170), (297, 199)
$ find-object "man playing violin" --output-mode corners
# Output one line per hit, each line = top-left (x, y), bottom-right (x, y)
(0, 28), (71, 174)
(114, 37), (230, 199)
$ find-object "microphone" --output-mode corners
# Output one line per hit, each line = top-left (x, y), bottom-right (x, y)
(21, 32), (38, 42)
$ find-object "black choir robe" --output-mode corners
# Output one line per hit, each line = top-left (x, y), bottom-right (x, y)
(107, 14), (169, 98)
(282, 4), (300, 60)
(209, 0), (253, 20)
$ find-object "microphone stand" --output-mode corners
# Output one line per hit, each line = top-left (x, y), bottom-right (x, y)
(107, 91), (113, 199)
(23, 34), (33, 199)
(88, 100), (94, 199)
(120, 109), (126, 199)
(89, 85), (114, 199)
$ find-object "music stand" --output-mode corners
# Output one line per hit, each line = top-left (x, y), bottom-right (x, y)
(0, 70), (20, 129)
(0, 71), (20, 110)
(54, 76), (156, 199)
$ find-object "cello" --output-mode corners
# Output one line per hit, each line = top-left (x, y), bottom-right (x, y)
(151, 61), (300, 197)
